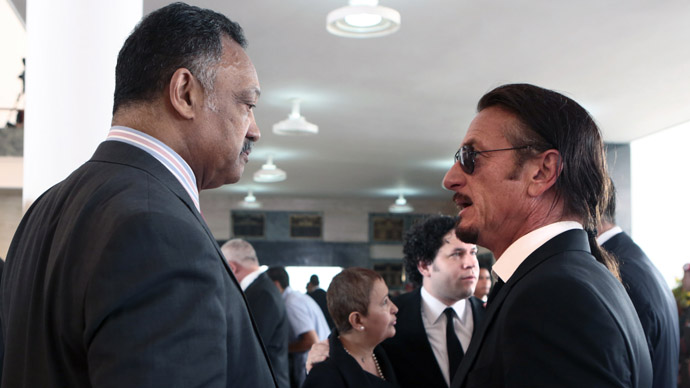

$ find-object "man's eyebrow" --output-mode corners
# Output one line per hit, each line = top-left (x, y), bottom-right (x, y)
(237, 87), (261, 101)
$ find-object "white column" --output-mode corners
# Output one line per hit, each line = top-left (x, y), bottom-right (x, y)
(23, 0), (142, 209)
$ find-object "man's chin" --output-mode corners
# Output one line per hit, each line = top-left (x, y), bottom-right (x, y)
(452, 289), (474, 302)
(455, 224), (479, 244)
(225, 166), (244, 185)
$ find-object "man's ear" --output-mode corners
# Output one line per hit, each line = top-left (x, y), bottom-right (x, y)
(227, 260), (238, 274)
(526, 149), (562, 197)
(417, 260), (432, 278)
(169, 67), (200, 120)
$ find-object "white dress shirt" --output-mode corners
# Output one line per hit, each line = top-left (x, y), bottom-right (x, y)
(421, 286), (474, 387)
(239, 268), (263, 291)
(596, 225), (623, 245)
(493, 221), (583, 283)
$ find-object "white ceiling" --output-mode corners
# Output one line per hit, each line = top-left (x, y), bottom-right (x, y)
(11, 0), (690, 201)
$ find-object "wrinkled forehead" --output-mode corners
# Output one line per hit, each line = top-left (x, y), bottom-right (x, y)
(218, 38), (260, 91)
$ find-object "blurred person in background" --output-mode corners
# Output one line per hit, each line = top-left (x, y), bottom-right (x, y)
(307, 274), (335, 329)
(222, 239), (289, 388)
(597, 182), (678, 388)
(267, 266), (330, 388)
(473, 266), (492, 304)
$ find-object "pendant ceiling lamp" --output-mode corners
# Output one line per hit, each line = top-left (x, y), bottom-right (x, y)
(389, 193), (413, 213)
(253, 156), (287, 183)
(240, 190), (262, 209)
(272, 99), (318, 135)
(327, 0), (401, 38)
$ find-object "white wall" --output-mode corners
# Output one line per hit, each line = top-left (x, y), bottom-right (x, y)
(631, 119), (690, 288)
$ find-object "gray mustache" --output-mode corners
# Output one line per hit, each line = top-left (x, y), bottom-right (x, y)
(241, 141), (253, 154)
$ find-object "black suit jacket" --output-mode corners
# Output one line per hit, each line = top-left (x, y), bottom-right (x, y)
(382, 288), (485, 388)
(1, 141), (276, 387)
(303, 331), (399, 388)
(603, 231), (679, 388)
(245, 272), (290, 388)
(451, 229), (652, 388)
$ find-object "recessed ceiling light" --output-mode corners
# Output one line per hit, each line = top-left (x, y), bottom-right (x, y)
(327, 0), (401, 39)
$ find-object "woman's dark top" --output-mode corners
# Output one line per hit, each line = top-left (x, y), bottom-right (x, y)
(302, 330), (399, 388)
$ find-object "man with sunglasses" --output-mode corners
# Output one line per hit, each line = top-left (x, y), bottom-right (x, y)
(444, 83), (652, 388)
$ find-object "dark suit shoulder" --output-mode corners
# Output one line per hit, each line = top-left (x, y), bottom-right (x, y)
(476, 249), (651, 387)
(385, 288), (446, 388)
(2, 148), (275, 388)
(391, 288), (420, 309)
(603, 232), (679, 388)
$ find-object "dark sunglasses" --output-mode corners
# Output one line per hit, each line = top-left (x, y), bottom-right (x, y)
(454, 145), (531, 174)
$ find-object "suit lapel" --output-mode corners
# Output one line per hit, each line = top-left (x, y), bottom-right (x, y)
(451, 229), (591, 388)
(409, 289), (447, 381)
(89, 141), (238, 282)
(467, 296), (485, 330)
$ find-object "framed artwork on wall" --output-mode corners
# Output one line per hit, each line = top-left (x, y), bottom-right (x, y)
(372, 216), (404, 242)
(290, 214), (322, 238)
(231, 212), (265, 238)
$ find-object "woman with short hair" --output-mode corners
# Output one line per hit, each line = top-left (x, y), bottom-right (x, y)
(302, 267), (399, 388)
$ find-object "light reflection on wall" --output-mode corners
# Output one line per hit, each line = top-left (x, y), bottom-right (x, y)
(285, 266), (344, 293)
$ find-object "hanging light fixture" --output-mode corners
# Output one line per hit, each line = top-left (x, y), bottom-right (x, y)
(253, 155), (287, 183)
(389, 193), (413, 213)
(240, 190), (262, 209)
(327, 0), (401, 38)
(273, 99), (318, 135)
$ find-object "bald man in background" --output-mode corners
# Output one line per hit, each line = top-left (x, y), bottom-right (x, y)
(222, 239), (290, 388)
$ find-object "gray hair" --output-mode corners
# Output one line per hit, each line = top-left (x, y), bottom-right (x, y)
(221, 238), (259, 265)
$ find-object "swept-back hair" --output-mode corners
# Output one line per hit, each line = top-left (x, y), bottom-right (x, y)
(478, 83), (618, 279)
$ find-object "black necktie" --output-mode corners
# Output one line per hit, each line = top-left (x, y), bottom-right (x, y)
(444, 307), (463, 382)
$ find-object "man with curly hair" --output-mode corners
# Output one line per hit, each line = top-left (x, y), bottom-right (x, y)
(381, 215), (485, 388)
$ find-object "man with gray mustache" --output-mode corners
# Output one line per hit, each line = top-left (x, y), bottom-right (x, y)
(1, 3), (275, 387)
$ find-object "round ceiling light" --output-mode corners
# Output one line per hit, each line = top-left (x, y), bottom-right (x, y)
(240, 190), (262, 209)
(327, 0), (400, 38)
(273, 99), (318, 135)
(253, 156), (287, 183)
(389, 194), (413, 213)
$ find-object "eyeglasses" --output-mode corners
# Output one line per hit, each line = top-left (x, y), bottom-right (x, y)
(454, 145), (531, 174)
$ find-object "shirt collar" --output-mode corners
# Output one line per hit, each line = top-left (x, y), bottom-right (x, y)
(106, 126), (200, 213)
(239, 268), (263, 291)
(493, 221), (583, 283)
(596, 225), (623, 245)
(282, 286), (294, 300)
(420, 286), (468, 324)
